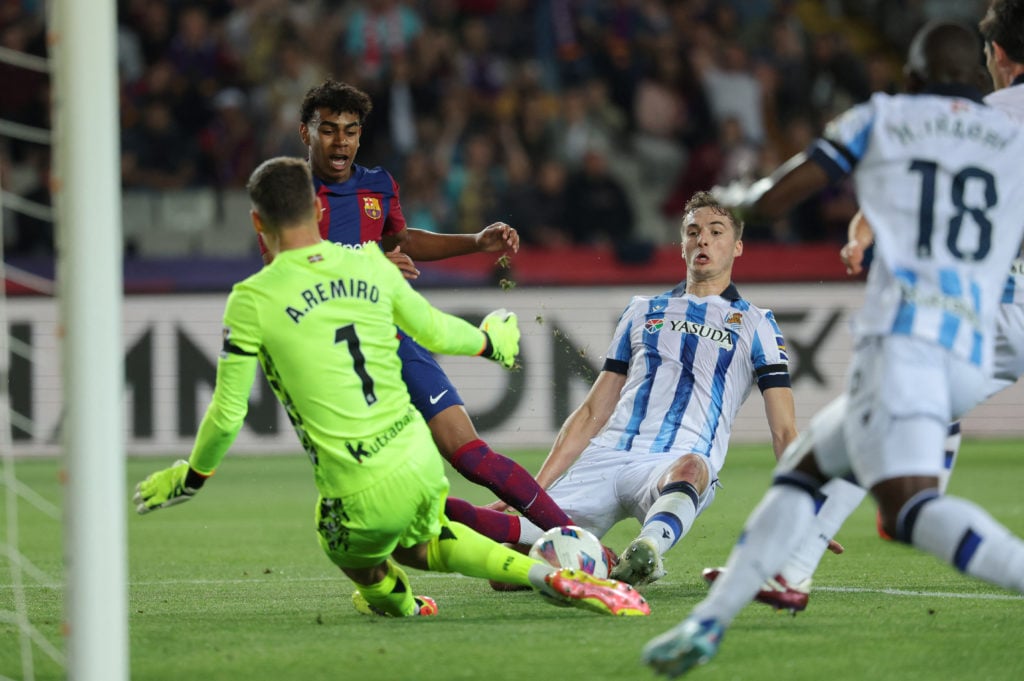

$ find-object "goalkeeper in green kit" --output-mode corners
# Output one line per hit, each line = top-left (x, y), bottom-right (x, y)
(134, 156), (649, 618)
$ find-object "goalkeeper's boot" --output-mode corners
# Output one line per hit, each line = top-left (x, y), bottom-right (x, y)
(701, 567), (809, 615)
(542, 568), (650, 616)
(351, 591), (439, 617)
(610, 537), (666, 586)
(643, 617), (724, 678)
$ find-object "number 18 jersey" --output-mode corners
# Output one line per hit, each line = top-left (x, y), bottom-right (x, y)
(810, 86), (1024, 373)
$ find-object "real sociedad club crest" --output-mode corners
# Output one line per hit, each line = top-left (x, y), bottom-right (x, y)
(724, 311), (743, 333)
(363, 196), (382, 220)
(644, 318), (664, 334)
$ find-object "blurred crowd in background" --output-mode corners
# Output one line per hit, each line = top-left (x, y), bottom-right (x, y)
(0, 0), (991, 259)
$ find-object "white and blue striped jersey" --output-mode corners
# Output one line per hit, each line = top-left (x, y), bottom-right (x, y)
(986, 79), (1024, 305)
(809, 85), (1024, 373)
(591, 283), (790, 474)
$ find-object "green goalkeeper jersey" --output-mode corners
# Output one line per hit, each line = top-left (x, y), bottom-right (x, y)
(188, 240), (488, 497)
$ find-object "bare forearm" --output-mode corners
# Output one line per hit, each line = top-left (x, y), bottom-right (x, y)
(393, 229), (480, 261)
(771, 428), (798, 461)
(763, 387), (798, 461)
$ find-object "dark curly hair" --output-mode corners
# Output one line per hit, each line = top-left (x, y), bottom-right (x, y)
(299, 79), (373, 126)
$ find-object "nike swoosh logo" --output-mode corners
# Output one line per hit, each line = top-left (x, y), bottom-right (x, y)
(429, 390), (449, 405)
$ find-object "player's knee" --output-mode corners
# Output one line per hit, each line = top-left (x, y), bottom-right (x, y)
(392, 542), (431, 570)
(662, 453), (709, 493)
(427, 406), (479, 458)
(343, 562), (388, 586)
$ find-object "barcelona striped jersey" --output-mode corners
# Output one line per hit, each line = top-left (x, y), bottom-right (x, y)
(314, 164), (406, 245)
(258, 164), (406, 256)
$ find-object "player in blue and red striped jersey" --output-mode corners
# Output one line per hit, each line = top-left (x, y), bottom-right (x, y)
(264, 79), (573, 534)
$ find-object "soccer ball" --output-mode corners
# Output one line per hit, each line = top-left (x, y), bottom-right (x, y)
(528, 525), (610, 579)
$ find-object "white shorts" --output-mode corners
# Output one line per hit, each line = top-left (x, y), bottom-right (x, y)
(990, 302), (1024, 394)
(545, 444), (718, 538)
(788, 336), (989, 490)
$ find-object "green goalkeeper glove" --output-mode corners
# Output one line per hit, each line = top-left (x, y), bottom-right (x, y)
(133, 459), (207, 515)
(479, 308), (520, 369)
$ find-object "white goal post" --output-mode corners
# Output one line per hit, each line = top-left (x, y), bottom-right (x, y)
(50, 1), (128, 680)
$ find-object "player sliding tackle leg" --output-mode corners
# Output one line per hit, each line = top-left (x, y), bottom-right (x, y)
(448, 450), (719, 589)
(314, 486), (649, 617)
(340, 515), (647, 618)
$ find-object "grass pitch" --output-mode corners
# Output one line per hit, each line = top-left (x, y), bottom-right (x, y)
(2, 441), (1023, 681)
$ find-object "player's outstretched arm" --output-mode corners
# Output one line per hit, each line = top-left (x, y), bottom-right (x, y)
(135, 289), (260, 515)
(133, 366), (251, 515)
(762, 386), (798, 461)
(394, 286), (522, 367)
(385, 246), (521, 366)
(383, 223), (519, 262)
(713, 152), (831, 224)
(134, 460), (209, 514)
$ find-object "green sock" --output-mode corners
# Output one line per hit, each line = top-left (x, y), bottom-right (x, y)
(354, 559), (417, 616)
(427, 521), (538, 588)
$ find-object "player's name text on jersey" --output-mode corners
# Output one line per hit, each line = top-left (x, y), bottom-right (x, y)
(343, 408), (415, 463)
(286, 278), (380, 324)
(885, 115), (1014, 150)
(1010, 258), (1024, 277)
(665, 320), (735, 351)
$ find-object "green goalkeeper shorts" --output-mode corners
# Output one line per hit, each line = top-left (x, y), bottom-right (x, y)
(314, 424), (450, 569)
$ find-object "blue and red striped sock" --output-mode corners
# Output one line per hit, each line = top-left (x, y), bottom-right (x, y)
(444, 497), (522, 543)
(448, 439), (572, 531)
